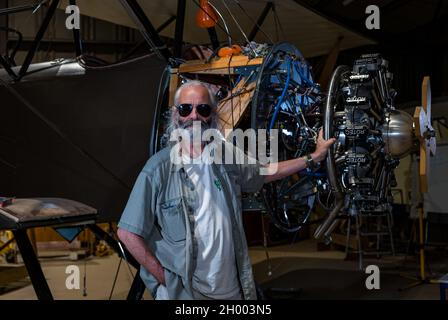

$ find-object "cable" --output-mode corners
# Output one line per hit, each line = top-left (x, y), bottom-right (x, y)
(219, 70), (256, 103)
(83, 256), (87, 297)
(269, 57), (291, 131)
(219, 1), (247, 44)
(0, 27), (23, 63)
(151, 65), (170, 152)
(260, 187), (305, 278)
(208, 2), (232, 46)
(227, 54), (235, 129)
(260, 208), (273, 277)
(272, 4), (286, 40)
(273, 5), (279, 42)
(5, 1), (40, 60)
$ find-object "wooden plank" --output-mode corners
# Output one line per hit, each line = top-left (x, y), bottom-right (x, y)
(183, 68), (239, 75)
(179, 56), (263, 74)
(217, 79), (256, 135)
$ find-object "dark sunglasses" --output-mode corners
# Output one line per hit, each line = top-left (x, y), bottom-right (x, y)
(176, 103), (212, 118)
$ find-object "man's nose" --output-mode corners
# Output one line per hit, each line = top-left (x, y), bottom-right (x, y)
(189, 107), (199, 120)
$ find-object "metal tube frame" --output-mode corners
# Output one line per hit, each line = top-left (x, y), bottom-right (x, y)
(0, 0), (46, 16)
(12, 229), (54, 300)
(18, 0), (60, 79)
(174, 0), (186, 58)
(1, 0), (173, 82)
(0, 54), (17, 80)
(69, 0), (83, 57)
(119, 0), (171, 62)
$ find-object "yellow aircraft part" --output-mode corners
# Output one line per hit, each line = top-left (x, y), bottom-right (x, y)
(0, 230), (15, 254)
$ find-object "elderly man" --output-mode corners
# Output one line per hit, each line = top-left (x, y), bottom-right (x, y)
(117, 80), (335, 300)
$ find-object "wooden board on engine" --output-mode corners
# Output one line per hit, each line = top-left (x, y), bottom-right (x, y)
(178, 55), (263, 74)
(170, 55), (261, 135)
(217, 80), (256, 136)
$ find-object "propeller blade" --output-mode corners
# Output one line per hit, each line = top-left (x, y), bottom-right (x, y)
(418, 108), (428, 138)
(429, 137), (437, 156)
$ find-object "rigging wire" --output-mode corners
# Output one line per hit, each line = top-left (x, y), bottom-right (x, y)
(208, 2), (232, 46)
(219, 0), (248, 43)
(273, 6), (279, 42)
(272, 4), (286, 40)
(232, 0), (274, 44)
(219, 0), (257, 56)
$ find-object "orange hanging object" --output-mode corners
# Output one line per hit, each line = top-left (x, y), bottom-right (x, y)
(196, 0), (218, 29)
(218, 45), (243, 58)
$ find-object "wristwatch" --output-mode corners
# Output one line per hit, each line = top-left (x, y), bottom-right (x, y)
(304, 154), (315, 169)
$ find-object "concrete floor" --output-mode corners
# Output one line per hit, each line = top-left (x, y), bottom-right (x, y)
(0, 240), (445, 300)
(0, 253), (151, 300)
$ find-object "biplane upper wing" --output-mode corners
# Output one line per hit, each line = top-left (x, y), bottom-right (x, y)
(59, 0), (374, 58)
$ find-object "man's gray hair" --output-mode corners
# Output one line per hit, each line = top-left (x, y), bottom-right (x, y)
(173, 80), (217, 107)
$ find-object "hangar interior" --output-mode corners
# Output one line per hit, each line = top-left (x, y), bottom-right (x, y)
(1, 0), (448, 300)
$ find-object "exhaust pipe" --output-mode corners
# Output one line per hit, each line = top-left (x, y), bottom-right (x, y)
(314, 200), (344, 239)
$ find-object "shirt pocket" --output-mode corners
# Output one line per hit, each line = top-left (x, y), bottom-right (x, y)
(158, 197), (186, 242)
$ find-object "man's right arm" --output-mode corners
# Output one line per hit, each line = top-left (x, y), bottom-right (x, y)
(117, 228), (165, 285)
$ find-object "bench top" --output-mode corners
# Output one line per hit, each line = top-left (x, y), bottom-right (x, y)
(440, 273), (448, 284)
(0, 198), (97, 230)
